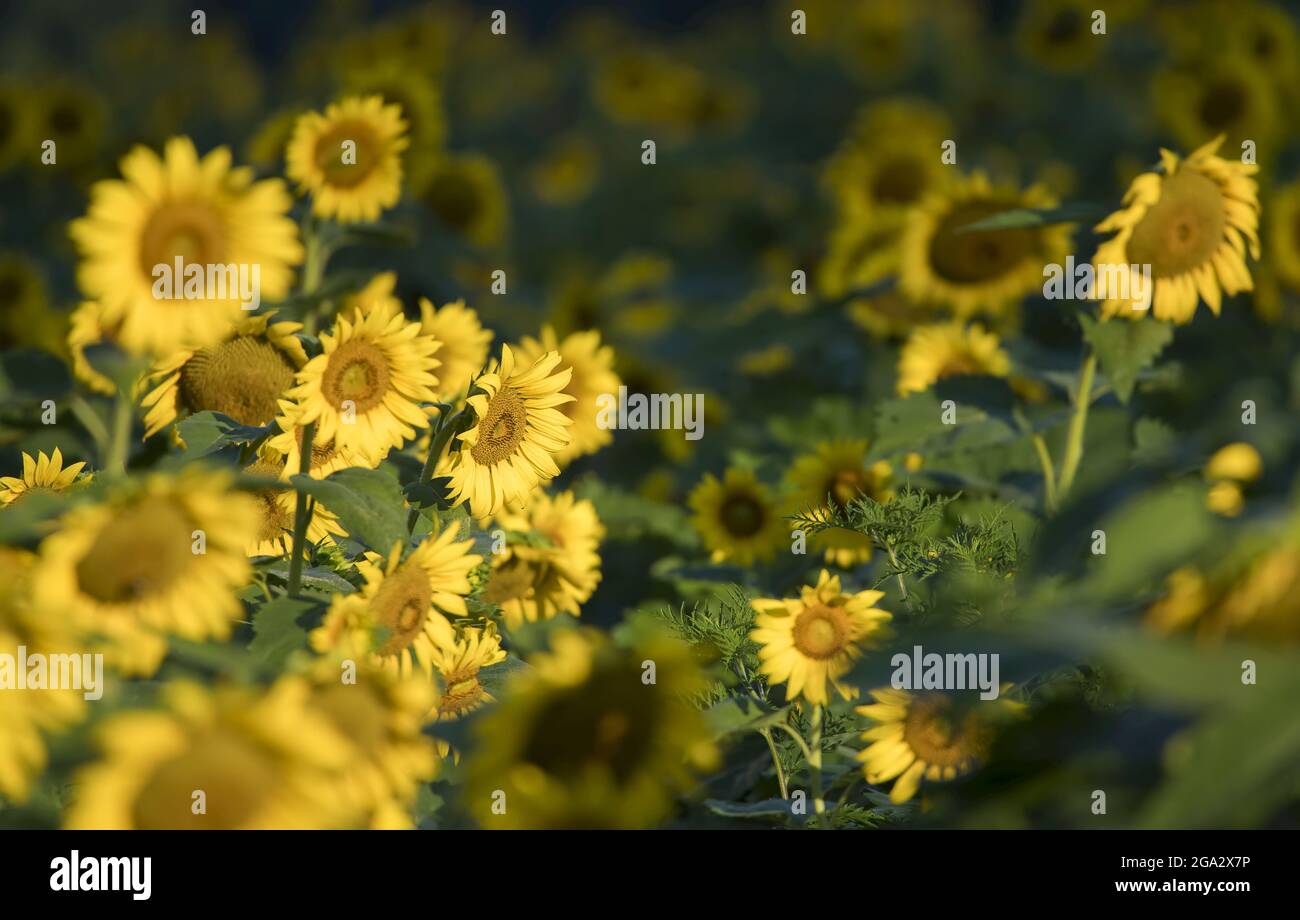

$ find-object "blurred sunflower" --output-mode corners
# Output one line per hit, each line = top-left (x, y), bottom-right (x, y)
(0, 80), (35, 172)
(751, 569), (893, 705)
(1148, 542), (1300, 644)
(443, 345), (573, 517)
(424, 615), (507, 721)
(547, 253), (677, 339)
(896, 321), (1011, 395)
(818, 218), (904, 301)
(483, 490), (605, 629)
(898, 173), (1070, 319)
(0, 254), (61, 354)
(786, 441), (893, 566)
(140, 312), (308, 440)
(465, 628), (718, 829)
(65, 302), (116, 395)
(281, 296), (441, 467)
(34, 79), (106, 171)
(1153, 57), (1280, 154)
(287, 95), (408, 224)
(856, 687), (1022, 803)
(30, 469), (259, 676)
(530, 133), (601, 206)
(66, 680), (357, 829)
(1220, 1), (1300, 99)
(1015, 0), (1106, 72)
(68, 137), (303, 356)
(419, 297), (493, 399)
(688, 467), (788, 566)
(340, 63), (444, 182)
(1266, 181), (1300, 291)
(310, 525), (481, 680)
(847, 288), (936, 340)
(241, 454), (344, 557)
(513, 326), (621, 466)
(1092, 136), (1259, 323)
(0, 449), (89, 506)
(416, 153), (509, 247)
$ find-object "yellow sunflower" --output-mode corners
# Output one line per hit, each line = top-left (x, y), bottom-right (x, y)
(66, 679), (359, 829)
(513, 325), (621, 466)
(688, 467), (789, 567)
(442, 345), (573, 518)
(424, 614), (507, 721)
(30, 469), (259, 677)
(465, 628), (718, 829)
(68, 136), (303, 356)
(310, 525), (482, 680)
(846, 288), (936, 340)
(286, 94), (409, 223)
(751, 569), (893, 705)
(66, 301), (117, 395)
(530, 133), (601, 206)
(818, 217), (905, 301)
(896, 321), (1011, 396)
(340, 63), (444, 183)
(416, 153), (509, 248)
(898, 172), (1071, 319)
(280, 296), (441, 467)
(1015, 0), (1107, 72)
(34, 79), (107, 172)
(139, 312), (307, 439)
(419, 297), (493, 399)
(1153, 57), (1280, 154)
(483, 489), (605, 629)
(0, 448), (89, 506)
(242, 453), (345, 557)
(1092, 136), (1260, 324)
(1266, 181), (1300, 291)
(787, 442), (894, 567)
(856, 687), (1022, 803)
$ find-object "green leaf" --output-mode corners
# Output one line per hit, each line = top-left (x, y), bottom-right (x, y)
(705, 696), (790, 740)
(955, 203), (1101, 233)
(178, 411), (274, 456)
(248, 596), (315, 669)
(1086, 482), (1216, 598)
(1131, 417), (1177, 464)
(1080, 315), (1174, 404)
(290, 467), (408, 553)
(703, 797), (792, 819)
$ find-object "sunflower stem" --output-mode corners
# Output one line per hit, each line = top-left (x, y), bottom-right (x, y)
(407, 408), (464, 534)
(1056, 350), (1098, 501)
(759, 728), (790, 800)
(809, 704), (826, 816)
(286, 420), (317, 597)
(299, 222), (329, 336)
(1031, 433), (1058, 515)
(104, 390), (133, 476)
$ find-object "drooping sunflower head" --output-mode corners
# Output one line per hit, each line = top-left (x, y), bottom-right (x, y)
(787, 441), (893, 566)
(512, 325), (621, 466)
(416, 153), (509, 248)
(418, 297), (493, 400)
(466, 628), (718, 829)
(0, 448), (89, 507)
(68, 137), (303, 356)
(751, 569), (893, 706)
(1092, 135), (1260, 324)
(423, 613), (507, 721)
(444, 344), (574, 518)
(856, 687), (1023, 803)
(688, 466), (789, 567)
(896, 321), (1011, 396)
(899, 172), (1072, 319)
(286, 94), (409, 224)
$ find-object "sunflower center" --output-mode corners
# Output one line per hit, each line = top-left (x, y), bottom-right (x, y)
(74, 499), (195, 605)
(792, 604), (849, 659)
(872, 154), (928, 205)
(470, 387), (528, 465)
(929, 201), (1035, 284)
(139, 201), (228, 281)
(481, 557), (536, 605)
(901, 694), (989, 768)
(719, 492), (766, 537)
(314, 119), (381, 188)
(179, 336), (297, 427)
(131, 731), (277, 829)
(521, 676), (656, 784)
(1126, 168), (1226, 279)
(49, 104), (82, 134)
(440, 669), (486, 717)
(1198, 79), (1246, 131)
(0, 273), (26, 307)
(1044, 9), (1083, 44)
(372, 561), (432, 657)
(423, 173), (481, 233)
(320, 339), (392, 415)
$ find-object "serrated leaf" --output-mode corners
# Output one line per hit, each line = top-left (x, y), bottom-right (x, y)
(1080, 315), (1174, 404)
(248, 596), (315, 668)
(291, 467), (408, 553)
(705, 696), (791, 740)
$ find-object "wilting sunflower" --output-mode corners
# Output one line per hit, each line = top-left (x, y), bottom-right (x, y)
(286, 94), (409, 224)
(465, 628), (718, 829)
(241, 454), (344, 557)
(443, 345), (573, 518)
(1092, 136), (1260, 324)
(66, 680), (359, 830)
(310, 525), (481, 679)
(66, 301), (116, 395)
(0, 449), (89, 506)
(424, 614), (507, 721)
(513, 325), (621, 466)
(416, 153), (509, 248)
(140, 312), (308, 440)
(68, 136), (303, 356)
(688, 467), (789, 566)
(30, 469), (259, 677)
(898, 172), (1071, 319)
(483, 490), (605, 629)
(751, 569), (893, 706)
(281, 297), (441, 467)
(419, 297), (493, 399)
(787, 442), (894, 566)
(856, 687), (1022, 803)
(896, 321), (1011, 396)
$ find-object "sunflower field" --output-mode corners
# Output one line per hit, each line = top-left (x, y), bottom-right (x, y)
(1, 0), (1299, 834)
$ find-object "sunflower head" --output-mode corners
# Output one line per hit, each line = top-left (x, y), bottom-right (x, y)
(512, 325), (621, 466)
(419, 297), (493, 400)
(0, 448), (89, 506)
(787, 441), (893, 566)
(416, 153), (509, 247)
(896, 321), (1011, 396)
(423, 614), (507, 721)
(688, 467), (789, 567)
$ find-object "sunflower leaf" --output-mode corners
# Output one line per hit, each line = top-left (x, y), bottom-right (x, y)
(247, 595), (316, 669)
(1079, 314), (1174, 404)
(177, 411), (274, 456)
(290, 467), (408, 553)
(954, 203), (1102, 233)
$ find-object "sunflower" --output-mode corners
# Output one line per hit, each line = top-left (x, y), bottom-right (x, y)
(286, 95), (408, 224)
(1266, 182), (1300, 291)
(416, 153), (509, 247)
(856, 687), (1022, 803)
(0, 449), (89, 506)
(340, 63), (444, 182)
(65, 679), (359, 829)
(424, 614), (507, 721)
(1153, 57), (1280, 154)
(280, 296), (441, 467)
(751, 570), (893, 706)
(1091, 136), (1260, 324)
(0, 254), (59, 354)
(34, 79), (106, 171)
(688, 467), (789, 567)
(30, 469), (259, 677)
(530, 133), (600, 206)
(443, 345), (573, 518)
(66, 301), (116, 395)
(242, 454), (344, 557)
(68, 136), (303, 356)
(896, 321), (1011, 396)
(310, 525), (482, 680)
(0, 80), (35, 172)
(244, 108), (300, 169)
(419, 297), (493, 399)
(1149, 542), (1300, 644)
(787, 442), (894, 566)
(901, 172), (1072, 320)
(483, 489), (605, 629)
(818, 217), (905, 301)
(465, 628), (718, 829)
(140, 312), (308, 440)
(1015, 0), (1106, 72)
(337, 271), (403, 322)
(513, 325), (621, 466)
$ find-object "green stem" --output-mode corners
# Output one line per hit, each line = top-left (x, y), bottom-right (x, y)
(69, 396), (110, 455)
(104, 390), (133, 476)
(885, 544), (908, 601)
(1031, 433), (1058, 515)
(299, 224), (328, 336)
(759, 728), (790, 800)
(1056, 350), (1098, 500)
(286, 421), (317, 597)
(406, 409), (463, 533)
(809, 704), (826, 815)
